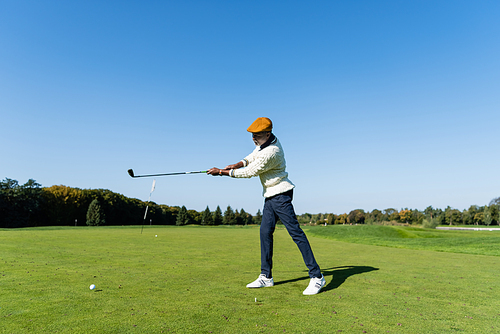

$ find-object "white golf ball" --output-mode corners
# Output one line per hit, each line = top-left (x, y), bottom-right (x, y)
(155, 235), (157, 237)
(89, 284), (96, 290)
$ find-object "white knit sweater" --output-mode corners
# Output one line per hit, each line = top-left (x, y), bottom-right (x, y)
(229, 137), (295, 198)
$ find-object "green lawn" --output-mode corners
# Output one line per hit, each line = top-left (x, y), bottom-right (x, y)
(1, 225), (499, 333)
(305, 224), (500, 256)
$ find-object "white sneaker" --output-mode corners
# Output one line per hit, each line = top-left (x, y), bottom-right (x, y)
(246, 274), (274, 288)
(303, 275), (326, 295)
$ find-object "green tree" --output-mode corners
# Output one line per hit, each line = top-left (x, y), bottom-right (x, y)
(160, 205), (177, 225)
(223, 205), (236, 225)
(368, 209), (383, 222)
(462, 209), (472, 225)
(489, 205), (499, 225)
(86, 199), (106, 226)
(176, 205), (189, 226)
(412, 209), (425, 225)
(444, 206), (462, 225)
(436, 210), (446, 225)
(201, 206), (212, 225)
(336, 213), (348, 225)
(188, 209), (201, 224)
(467, 205), (479, 220)
(473, 212), (484, 225)
(213, 205), (223, 225)
(43, 185), (86, 226)
(20, 179), (44, 226)
(253, 209), (262, 225)
(0, 178), (44, 228)
(327, 213), (335, 225)
(239, 208), (252, 225)
(245, 210), (253, 225)
(348, 209), (365, 224)
(484, 206), (492, 226)
(234, 209), (242, 225)
(298, 213), (312, 224)
(383, 208), (399, 221)
(423, 206), (435, 220)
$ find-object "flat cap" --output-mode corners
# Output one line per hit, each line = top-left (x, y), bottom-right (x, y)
(247, 117), (273, 133)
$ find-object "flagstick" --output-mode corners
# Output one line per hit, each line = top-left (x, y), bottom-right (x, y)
(141, 179), (156, 234)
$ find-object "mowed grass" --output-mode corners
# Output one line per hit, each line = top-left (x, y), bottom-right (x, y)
(305, 224), (500, 256)
(0, 226), (499, 333)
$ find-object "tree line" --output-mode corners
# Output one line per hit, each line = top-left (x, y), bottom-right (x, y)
(297, 200), (500, 227)
(0, 178), (260, 228)
(1, 178), (498, 228)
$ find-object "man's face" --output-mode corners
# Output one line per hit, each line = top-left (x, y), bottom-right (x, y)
(252, 131), (271, 146)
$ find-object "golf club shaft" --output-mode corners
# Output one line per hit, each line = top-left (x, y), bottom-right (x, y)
(128, 169), (207, 178)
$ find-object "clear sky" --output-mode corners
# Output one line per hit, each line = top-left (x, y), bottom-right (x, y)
(1, 1), (499, 215)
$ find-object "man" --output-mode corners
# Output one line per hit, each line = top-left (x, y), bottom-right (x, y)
(207, 117), (325, 295)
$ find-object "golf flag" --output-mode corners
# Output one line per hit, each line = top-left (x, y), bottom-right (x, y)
(142, 179), (156, 233)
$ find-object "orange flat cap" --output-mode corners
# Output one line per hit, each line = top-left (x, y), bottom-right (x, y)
(247, 117), (273, 133)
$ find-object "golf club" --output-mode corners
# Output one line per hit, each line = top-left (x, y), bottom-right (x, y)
(128, 169), (207, 178)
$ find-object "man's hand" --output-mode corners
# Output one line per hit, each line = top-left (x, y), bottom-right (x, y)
(207, 167), (221, 176)
(207, 167), (229, 176)
(224, 161), (244, 170)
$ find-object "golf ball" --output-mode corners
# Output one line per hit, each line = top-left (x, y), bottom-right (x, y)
(155, 235), (157, 237)
(89, 284), (96, 290)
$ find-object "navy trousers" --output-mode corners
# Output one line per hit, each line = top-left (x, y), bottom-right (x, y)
(260, 190), (322, 279)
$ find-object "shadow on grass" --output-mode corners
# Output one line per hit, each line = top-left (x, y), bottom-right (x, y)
(275, 266), (379, 292)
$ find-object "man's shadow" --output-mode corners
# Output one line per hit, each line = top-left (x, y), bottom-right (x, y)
(275, 266), (379, 292)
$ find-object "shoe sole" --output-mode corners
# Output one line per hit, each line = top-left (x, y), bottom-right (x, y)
(246, 284), (274, 288)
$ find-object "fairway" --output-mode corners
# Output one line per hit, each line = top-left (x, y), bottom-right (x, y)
(1, 226), (499, 333)
(306, 224), (500, 256)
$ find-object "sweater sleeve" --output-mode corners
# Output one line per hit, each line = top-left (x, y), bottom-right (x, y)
(231, 149), (279, 178)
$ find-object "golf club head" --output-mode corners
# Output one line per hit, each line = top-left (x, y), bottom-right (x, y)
(127, 169), (135, 177)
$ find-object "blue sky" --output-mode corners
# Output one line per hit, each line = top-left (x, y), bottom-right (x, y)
(1, 1), (499, 215)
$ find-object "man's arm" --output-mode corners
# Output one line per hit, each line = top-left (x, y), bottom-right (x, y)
(207, 160), (244, 176)
(224, 161), (244, 170)
(207, 160), (246, 176)
(231, 149), (279, 179)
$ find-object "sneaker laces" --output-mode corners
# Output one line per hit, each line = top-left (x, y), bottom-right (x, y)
(309, 277), (323, 289)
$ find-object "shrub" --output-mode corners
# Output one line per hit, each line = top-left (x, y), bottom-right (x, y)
(422, 218), (438, 229)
